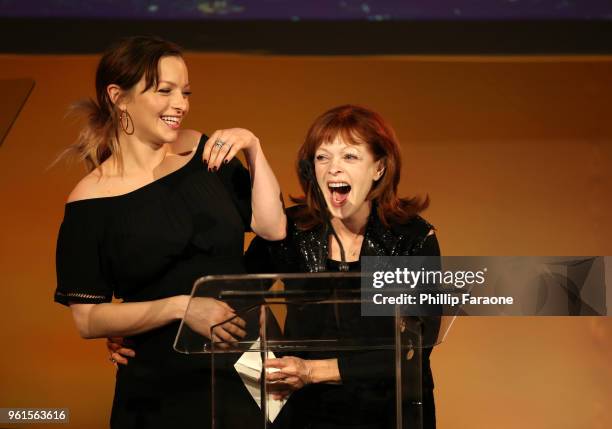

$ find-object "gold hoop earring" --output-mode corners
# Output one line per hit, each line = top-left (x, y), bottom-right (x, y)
(119, 109), (134, 135)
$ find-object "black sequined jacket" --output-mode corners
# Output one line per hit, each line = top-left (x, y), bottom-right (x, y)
(246, 204), (440, 372)
(245, 205), (440, 428)
(246, 204), (438, 274)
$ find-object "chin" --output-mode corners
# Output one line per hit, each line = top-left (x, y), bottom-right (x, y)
(335, 199), (372, 222)
(328, 209), (344, 220)
(158, 129), (179, 143)
(328, 203), (354, 220)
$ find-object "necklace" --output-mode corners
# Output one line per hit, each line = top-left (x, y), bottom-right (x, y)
(330, 217), (366, 263)
(333, 231), (364, 262)
(346, 234), (364, 258)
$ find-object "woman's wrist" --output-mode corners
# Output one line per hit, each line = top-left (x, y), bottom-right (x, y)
(306, 359), (341, 384)
(171, 295), (190, 321)
(244, 138), (262, 162)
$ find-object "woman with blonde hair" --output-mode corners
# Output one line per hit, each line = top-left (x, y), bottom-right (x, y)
(54, 35), (285, 428)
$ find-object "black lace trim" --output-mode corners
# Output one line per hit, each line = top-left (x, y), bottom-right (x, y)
(55, 291), (107, 299)
(54, 290), (111, 306)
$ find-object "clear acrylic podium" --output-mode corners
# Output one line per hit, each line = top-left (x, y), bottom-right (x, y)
(174, 273), (454, 429)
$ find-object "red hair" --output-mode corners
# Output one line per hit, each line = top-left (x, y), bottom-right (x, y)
(291, 104), (429, 229)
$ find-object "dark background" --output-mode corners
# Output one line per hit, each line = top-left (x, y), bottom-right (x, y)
(1, 0), (612, 54)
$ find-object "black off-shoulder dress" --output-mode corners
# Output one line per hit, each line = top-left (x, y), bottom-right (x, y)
(54, 136), (261, 429)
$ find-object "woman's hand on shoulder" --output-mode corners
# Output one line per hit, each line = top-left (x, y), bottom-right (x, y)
(203, 128), (260, 172)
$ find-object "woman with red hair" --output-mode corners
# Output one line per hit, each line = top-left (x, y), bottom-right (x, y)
(249, 104), (440, 428)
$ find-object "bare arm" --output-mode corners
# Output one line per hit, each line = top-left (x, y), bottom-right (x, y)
(70, 296), (189, 339)
(243, 139), (286, 240)
(70, 294), (246, 343)
(306, 358), (342, 383)
(204, 128), (286, 241)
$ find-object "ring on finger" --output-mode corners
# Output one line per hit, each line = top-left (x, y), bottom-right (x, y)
(109, 356), (117, 364)
(214, 138), (225, 149)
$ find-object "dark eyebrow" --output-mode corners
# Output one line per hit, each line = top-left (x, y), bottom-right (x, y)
(158, 80), (191, 87)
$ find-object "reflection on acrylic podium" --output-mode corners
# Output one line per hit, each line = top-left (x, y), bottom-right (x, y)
(175, 273), (455, 429)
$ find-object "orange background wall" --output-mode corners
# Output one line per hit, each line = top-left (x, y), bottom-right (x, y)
(1, 53), (611, 428)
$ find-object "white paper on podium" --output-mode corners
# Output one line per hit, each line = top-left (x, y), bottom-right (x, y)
(233, 338), (288, 422)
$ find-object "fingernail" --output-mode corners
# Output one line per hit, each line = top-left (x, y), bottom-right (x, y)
(224, 159), (229, 164)
(213, 166), (218, 172)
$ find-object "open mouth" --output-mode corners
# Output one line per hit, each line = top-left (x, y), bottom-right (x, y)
(160, 115), (181, 129)
(328, 182), (351, 207)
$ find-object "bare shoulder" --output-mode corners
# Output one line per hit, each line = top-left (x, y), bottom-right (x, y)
(66, 168), (106, 203)
(169, 129), (202, 155)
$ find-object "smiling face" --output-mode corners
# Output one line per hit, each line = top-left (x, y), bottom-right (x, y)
(314, 135), (384, 223)
(120, 55), (191, 145)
